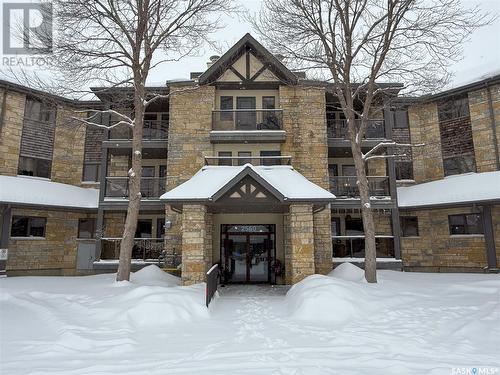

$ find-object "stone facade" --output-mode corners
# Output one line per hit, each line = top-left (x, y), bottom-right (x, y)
(313, 209), (333, 275)
(0, 90), (25, 176)
(7, 208), (83, 275)
(181, 204), (211, 286)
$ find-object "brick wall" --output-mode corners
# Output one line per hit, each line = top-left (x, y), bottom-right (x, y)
(0, 90), (25, 175)
(401, 207), (488, 271)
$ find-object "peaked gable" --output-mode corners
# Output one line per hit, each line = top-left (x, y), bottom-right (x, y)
(198, 34), (297, 85)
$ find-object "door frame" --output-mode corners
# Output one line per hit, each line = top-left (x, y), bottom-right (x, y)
(220, 224), (276, 284)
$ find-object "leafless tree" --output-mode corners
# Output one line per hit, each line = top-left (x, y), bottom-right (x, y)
(43, 0), (232, 281)
(253, 0), (493, 282)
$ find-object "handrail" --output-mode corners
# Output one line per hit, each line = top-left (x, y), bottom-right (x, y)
(206, 264), (219, 307)
(212, 109), (283, 131)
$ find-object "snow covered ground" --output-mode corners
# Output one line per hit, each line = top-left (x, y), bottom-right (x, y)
(1, 265), (499, 375)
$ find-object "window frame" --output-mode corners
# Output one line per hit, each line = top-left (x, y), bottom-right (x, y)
(218, 151), (233, 166)
(437, 96), (470, 122)
(82, 163), (100, 182)
(18, 156), (52, 179)
(400, 216), (419, 237)
(260, 150), (281, 166)
(395, 161), (414, 181)
(448, 214), (484, 235)
(11, 216), (47, 238)
(442, 154), (476, 177)
(220, 96), (234, 121)
(392, 109), (409, 129)
(237, 151), (252, 166)
(78, 218), (96, 239)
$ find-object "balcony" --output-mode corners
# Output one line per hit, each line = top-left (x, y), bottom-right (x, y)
(330, 176), (390, 198)
(327, 118), (385, 139)
(211, 109), (285, 143)
(109, 119), (169, 141)
(104, 177), (166, 199)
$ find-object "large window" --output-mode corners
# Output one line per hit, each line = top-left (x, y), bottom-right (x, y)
(11, 216), (46, 238)
(18, 156), (51, 178)
(82, 163), (100, 182)
(25, 98), (56, 123)
(395, 161), (414, 180)
(401, 216), (419, 237)
(438, 96), (470, 122)
(448, 214), (483, 235)
(260, 150), (281, 166)
(443, 155), (476, 177)
(78, 218), (96, 239)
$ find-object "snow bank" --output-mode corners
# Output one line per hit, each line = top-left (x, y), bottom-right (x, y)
(328, 262), (366, 282)
(131, 265), (181, 287)
(286, 274), (380, 324)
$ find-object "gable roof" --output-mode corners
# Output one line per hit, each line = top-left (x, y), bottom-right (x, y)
(198, 33), (298, 85)
(160, 164), (335, 203)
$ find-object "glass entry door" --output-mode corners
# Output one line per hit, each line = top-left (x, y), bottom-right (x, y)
(221, 224), (275, 284)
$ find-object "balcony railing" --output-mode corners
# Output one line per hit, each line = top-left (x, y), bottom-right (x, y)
(204, 156), (292, 166)
(327, 118), (385, 139)
(105, 177), (166, 199)
(212, 109), (283, 131)
(332, 237), (394, 258)
(109, 120), (169, 140)
(330, 176), (390, 197)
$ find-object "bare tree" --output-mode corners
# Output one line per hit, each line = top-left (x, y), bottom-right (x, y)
(253, 0), (493, 282)
(43, 0), (231, 281)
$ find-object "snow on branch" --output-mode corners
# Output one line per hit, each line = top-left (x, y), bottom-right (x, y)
(363, 142), (425, 161)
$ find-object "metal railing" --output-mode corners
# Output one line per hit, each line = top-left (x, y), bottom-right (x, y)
(330, 176), (390, 197)
(204, 155), (292, 166)
(212, 109), (283, 131)
(100, 238), (164, 261)
(105, 177), (166, 199)
(326, 118), (385, 139)
(332, 237), (394, 258)
(206, 263), (219, 307)
(109, 120), (169, 140)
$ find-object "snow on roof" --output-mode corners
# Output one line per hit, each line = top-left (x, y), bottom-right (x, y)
(0, 175), (99, 209)
(160, 164), (336, 202)
(397, 171), (500, 208)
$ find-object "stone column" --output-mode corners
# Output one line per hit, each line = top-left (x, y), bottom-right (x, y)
(288, 204), (315, 284)
(313, 208), (333, 275)
(181, 204), (209, 285)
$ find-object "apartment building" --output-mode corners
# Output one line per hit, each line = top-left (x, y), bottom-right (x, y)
(0, 34), (498, 283)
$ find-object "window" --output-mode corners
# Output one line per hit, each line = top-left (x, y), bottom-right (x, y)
(438, 96), (470, 122)
(262, 96), (275, 110)
(78, 218), (96, 239)
(331, 217), (341, 237)
(443, 155), (476, 177)
(220, 96), (233, 121)
(395, 161), (414, 180)
(238, 151), (252, 166)
(393, 110), (409, 129)
(260, 150), (281, 166)
(25, 98), (56, 123)
(328, 164), (338, 177)
(218, 151), (233, 166)
(82, 163), (100, 182)
(401, 217), (419, 237)
(342, 165), (356, 176)
(135, 220), (152, 239)
(157, 218), (165, 239)
(449, 214), (483, 235)
(11, 216), (46, 238)
(18, 156), (51, 178)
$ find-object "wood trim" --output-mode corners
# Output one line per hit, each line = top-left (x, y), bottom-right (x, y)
(229, 66), (246, 81)
(250, 64), (269, 81)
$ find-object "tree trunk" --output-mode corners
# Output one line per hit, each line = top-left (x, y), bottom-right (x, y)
(116, 84), (145, 282)
(350, 131), (377, 283)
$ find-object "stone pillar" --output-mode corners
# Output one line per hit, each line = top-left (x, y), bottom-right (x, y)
(313, 208), (333, 275)
(288, 204), (315, 284)
(181, 204), (209, 285)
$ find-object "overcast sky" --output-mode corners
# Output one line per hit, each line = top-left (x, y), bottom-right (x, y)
(150, 0), (500, 89)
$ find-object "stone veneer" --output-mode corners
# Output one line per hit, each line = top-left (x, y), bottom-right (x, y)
(181, 204), (212, 285)
(0, 90), (25, 176)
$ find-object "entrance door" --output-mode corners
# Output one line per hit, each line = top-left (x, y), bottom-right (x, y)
(221, 224), (275, 284)
(236, 97), (256, 130)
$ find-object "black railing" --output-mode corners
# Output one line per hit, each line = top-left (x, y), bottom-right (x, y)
(109, 120), (169, 140)
(326, 118), (385, 139)
(332, 236), (394, 258)
(212, 109), (283, 131)
(204, 156), (292, 166)
(105, 177), (166, 199)
(206, 263), (219, 307)
(100, 238), (164, 261)
(330, 176), (390, 197)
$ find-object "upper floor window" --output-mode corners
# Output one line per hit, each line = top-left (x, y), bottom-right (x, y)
(260, 150), (281, 166)
(448, 214), (483, 235)
(25, 98), (56, 123)
(11, 216), (46, 238)
(218, 151), (232, 166)
(392, 109), (409, 129)
(438, 96), (470, 122)
(401, 216), (419, 237)
(262, 96), (275, 109)
(82, 163), (100, 182)
(78, 218), (96, 239)
(18, 156), (51, 178)
(395, 161), (414, 180)
(220, 96), (234, 121)
(238, 151), (252, 166)
(443, 155), (476, 177)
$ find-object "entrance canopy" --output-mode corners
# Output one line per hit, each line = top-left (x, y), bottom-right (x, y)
(160, 164), (335, 212)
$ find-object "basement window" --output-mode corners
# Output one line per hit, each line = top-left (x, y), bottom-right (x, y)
(11, 216), (46, 238)
(448, 214), (483, 235)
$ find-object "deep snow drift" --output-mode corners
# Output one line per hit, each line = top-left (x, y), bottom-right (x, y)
(1, 266), (499, 375)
